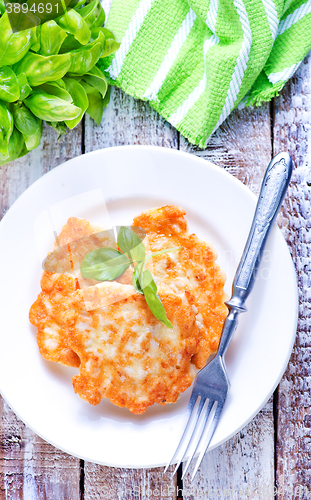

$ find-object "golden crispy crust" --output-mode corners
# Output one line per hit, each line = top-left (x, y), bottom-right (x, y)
(29, 217), (117, 367)
(70, 293), (199, 414)
(134, 205), (227, 368)
(29, 272), (80, 367)
(29, 207), (227, 414)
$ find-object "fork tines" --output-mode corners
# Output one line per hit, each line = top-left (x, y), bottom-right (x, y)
(164, 390), (226, 482)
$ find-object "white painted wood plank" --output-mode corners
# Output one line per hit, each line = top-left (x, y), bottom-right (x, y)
(0, 399), (81, 500)
(0, 124), (82, 219)
(84, 86), (178, 150)
(84, 465), (177, 500)
(182, 399), (274, 500)
(273, 52), (311, 499)
(180, 103), (275, 499)
(83, 86), (178, 499)
(0, 123), (82, 499)
(180, 103), (272, 195)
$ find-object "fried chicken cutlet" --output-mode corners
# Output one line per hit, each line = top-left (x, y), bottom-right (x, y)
(29, 206), (227, 414)
(29, 217), (117, 367)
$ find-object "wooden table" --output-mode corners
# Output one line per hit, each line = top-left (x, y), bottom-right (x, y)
(0, 43), (309, 500)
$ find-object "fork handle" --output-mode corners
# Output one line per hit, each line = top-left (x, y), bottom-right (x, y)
(218, 152), (292, 358)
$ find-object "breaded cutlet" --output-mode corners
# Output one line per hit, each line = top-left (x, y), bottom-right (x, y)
(29, 206), (227, 414)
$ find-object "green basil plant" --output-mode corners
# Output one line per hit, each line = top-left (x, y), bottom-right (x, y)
(0, 0), (120, 166)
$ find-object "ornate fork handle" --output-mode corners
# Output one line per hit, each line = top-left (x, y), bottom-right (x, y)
(217, 152), (292, 359)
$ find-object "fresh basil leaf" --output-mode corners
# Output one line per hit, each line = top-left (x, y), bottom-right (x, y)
(141, 270), (173, 329)
(0, 66), (20, 102)
(144, 246), (182, 263)
(36, 82), (73, 102)
(93, 5), (105, 28)
(0, 0), (5, 14)
(140, 269), (154, 290)
(24, 91), (81, 122)
(57, 9), (91, 46)
(16, 73), (32, 100)
(0, 100), (13, 157)
(67, 32), (105, 75)
(132, 262), (144, 294)
(59, 33), (83, 53)
(40, 21), (67, 56)
(117, 226), (145, 262)
(130, 241), (145, 262)
(47, 121), (67, 138)
(63, 77), (89, 129)
(100, 38), (120, 58)
(83, 70), (108, 98)
(81, 247), (131, 281)
(18, 144), (29, 159)
(91, 27), (114, 40)
(12, 102), (39, 137)
(103, 84), (110, 108)
(24, 121), (42, 151)
(13, 52), (72, 87)
(77, 0), (100, 27)
(85, 91), (104, 124)
(68, 0), (85, 8)
(80, 80), (97, 95)
(0, 127), (25, 166)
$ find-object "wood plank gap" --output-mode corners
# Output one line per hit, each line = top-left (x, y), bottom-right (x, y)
(79, 459), (85, 500)
(0, 122), (83, 500)
(176, 463), (183, 500)
(180, 103), (275, 498)
(273, 388), (279, 498)
(273, 53), (311, 499)
(83, 87), (178, 500)
(271, 95), (278, 500)
(269, 99), (275, 158)
(82, 116), (86, 155)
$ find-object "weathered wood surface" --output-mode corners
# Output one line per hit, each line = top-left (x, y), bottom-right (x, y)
(0, 124), (83, 499)
(273, 53), (311, 500)
(180, 103), (272, 195)
(0, 48), (309, 500)
(180, 104), (275, 499)
(83, 88), (178, 500)
(85, 87), (178, 150)
(182, 400), (274, 500)
(84, 464), (177, 500)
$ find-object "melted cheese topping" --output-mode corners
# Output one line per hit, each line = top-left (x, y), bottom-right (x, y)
(70, 292), (199, 413)
(135, 205), (228, 368)
(29, 207), (227, 414)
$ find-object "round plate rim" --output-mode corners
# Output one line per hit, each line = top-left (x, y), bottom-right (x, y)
(0, 145), (298, 468)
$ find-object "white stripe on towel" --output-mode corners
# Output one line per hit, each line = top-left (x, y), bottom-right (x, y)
(262, 0), (279, 40)
(277, 0), (311, 36)
(212, 0), (252, 135)
(268, 61), (302, 84)
(168, 34), (220, 126)
(144, 8), (197, 100)
(107, 0), (156, 80)
(167, 0), (220, 126)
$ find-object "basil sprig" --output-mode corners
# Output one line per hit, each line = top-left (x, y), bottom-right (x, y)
(118, 225), (145, 262)
(80, 247), (131, 281)
(80, 226), (181, 329)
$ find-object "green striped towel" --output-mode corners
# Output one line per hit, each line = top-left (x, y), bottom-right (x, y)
(99, 0), (311, 148)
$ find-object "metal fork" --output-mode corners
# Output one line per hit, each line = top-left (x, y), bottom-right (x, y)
(165, 152), (293, 481)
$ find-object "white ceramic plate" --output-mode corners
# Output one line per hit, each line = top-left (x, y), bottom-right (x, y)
(0, 146), (297, 468)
